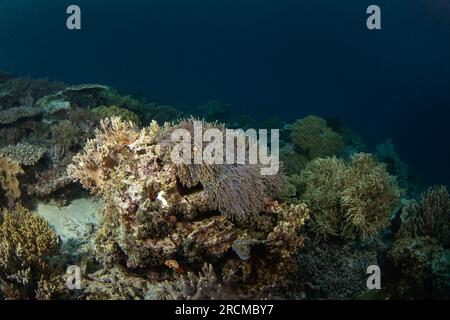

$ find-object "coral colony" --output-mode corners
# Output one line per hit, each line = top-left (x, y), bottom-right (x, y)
(0, 72), (448, 300)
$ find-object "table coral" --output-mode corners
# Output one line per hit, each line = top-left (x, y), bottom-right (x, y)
(299, 153), (400, 240)
(0, 143), (45, 166)
(0, 107), (41, 125)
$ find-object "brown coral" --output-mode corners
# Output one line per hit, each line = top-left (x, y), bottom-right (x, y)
(0, 155), (24, 199)
(0, 206), (59, 297)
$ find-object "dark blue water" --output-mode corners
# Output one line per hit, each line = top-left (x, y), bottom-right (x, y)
(1, 0), (449, 186)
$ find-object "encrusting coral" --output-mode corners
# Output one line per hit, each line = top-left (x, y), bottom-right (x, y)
(298, 153), (400, 240)
(68, 117), (307, 297)
(0, 205), (60, 298)
(290, 115), (344, 160)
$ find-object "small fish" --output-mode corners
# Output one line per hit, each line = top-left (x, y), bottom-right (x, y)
(164, 259), (184, 273)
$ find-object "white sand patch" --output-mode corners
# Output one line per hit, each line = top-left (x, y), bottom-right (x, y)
(36, 197), (101, 243)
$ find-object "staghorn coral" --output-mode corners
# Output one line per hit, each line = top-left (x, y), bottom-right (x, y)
(92, 105), (140, 125)
(299, 153), (400, 240)
(0, 155), (24, 200)
(0, 206), (60, 298)
(0, 143), (45, 167)
(290, 115), (344, 160)
(68, 117), (305, 296)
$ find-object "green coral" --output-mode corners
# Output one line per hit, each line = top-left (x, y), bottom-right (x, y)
(290, 115), (344, 160)
(298, 153), (400, 240)
(92, 105), (140, 125)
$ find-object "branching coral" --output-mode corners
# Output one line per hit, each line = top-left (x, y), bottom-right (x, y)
(290, 115), (344, 160)
(299, 153), (400, 240)
(0, 206), (60, 297)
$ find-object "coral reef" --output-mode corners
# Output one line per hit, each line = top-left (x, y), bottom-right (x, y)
(0, 71), (447, 301)
(68, 117), (306, 297)
(290, 115), (344, 160)
(298, 153), (400, 240)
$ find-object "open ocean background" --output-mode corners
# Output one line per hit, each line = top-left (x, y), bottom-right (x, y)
(1, 0), (449, 187)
